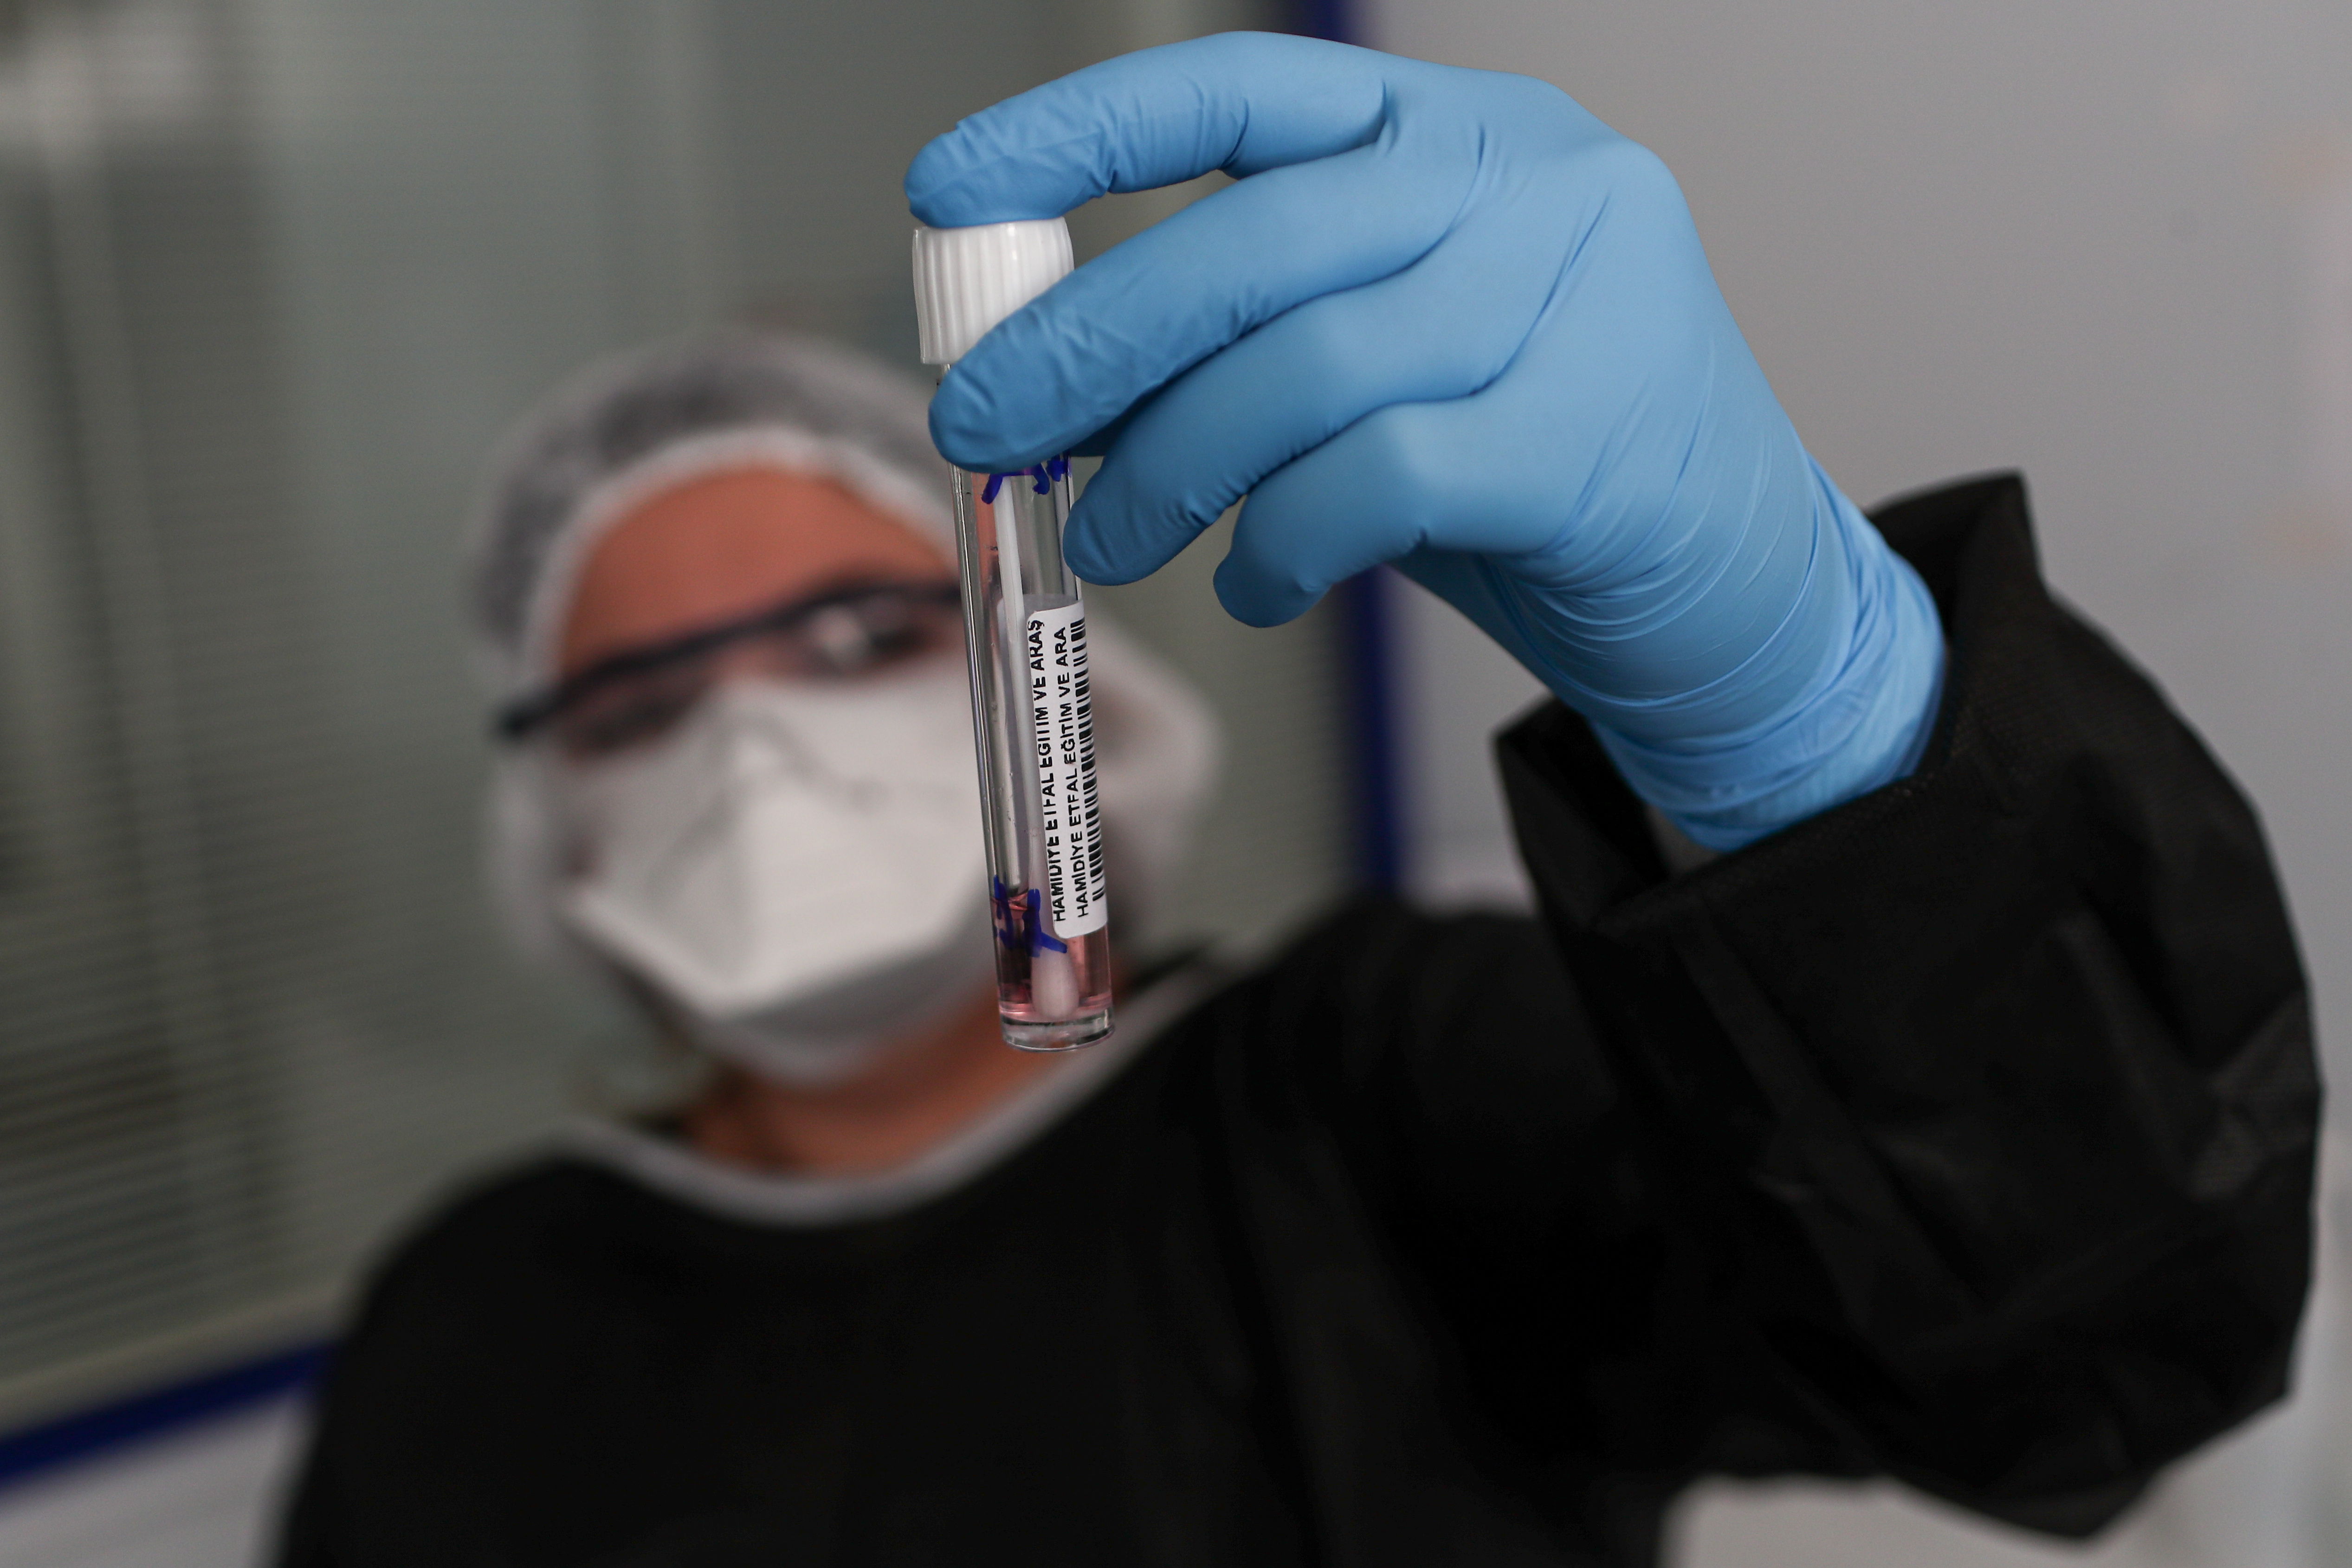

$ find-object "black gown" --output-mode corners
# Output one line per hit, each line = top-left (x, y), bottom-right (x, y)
(277, 476), (2319, 1567)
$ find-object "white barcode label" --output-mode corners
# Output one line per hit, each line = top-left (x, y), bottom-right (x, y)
(1025, 601), (1108, 938)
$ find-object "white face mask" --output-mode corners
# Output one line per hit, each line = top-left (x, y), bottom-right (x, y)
(555, 664), (993, 1085)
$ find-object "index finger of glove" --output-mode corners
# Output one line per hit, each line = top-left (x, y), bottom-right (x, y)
(928, 147), (1467, 471)
(906, 33), (1390, 226)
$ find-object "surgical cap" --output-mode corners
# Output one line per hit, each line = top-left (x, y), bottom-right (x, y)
(469, 333), (954, 702)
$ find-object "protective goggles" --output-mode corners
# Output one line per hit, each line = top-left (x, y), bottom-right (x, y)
(496, 578), (963, 757)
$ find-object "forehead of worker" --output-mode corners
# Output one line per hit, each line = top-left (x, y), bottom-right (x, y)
(557, 465), (952, 679)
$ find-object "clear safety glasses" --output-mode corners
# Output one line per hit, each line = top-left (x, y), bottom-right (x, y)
(495, 579), (964, 759)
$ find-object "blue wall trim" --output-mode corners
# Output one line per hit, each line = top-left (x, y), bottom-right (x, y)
(1337, 569), (1405, 891)
(1293, 0), (1355, 45)
(0, 1341), (329, 1497)
(1291, 0), (1402, 890)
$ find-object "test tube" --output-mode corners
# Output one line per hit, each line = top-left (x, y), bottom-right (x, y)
(913, 217), (1113, 1051)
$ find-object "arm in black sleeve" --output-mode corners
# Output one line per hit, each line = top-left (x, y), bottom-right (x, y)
(1483, 473), (2317, 1534)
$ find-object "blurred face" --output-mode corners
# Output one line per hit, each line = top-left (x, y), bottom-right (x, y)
(548, 467), (961, 759)
(541, 461), (1003, 1092)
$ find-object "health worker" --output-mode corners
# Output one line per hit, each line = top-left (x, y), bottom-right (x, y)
(278, 34), (2316, 1568)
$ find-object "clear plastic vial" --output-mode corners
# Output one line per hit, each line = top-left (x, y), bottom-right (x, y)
(947, 453), (1113, 1048)
(914, 217), (1113, 1050)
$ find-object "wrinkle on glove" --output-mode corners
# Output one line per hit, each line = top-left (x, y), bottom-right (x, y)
(1576, 470), (1945, 849)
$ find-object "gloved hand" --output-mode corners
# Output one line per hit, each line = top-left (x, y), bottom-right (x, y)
(908, 32), (1943, 850)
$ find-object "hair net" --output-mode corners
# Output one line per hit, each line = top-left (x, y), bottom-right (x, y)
(467, 331), (1221, 964)
(470, 333), (956, 702)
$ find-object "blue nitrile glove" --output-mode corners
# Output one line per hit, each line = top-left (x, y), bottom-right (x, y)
(908, 33), (1943, 851)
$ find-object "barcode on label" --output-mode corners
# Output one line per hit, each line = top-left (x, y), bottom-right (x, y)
(1024, 602), (1109, 938)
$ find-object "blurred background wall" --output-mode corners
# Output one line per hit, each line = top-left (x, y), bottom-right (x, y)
(0, 0), (2345, 1563)
(1364, 0), (2352, 1563)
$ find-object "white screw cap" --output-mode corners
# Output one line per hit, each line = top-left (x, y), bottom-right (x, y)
(911, 218), (1073, 367)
